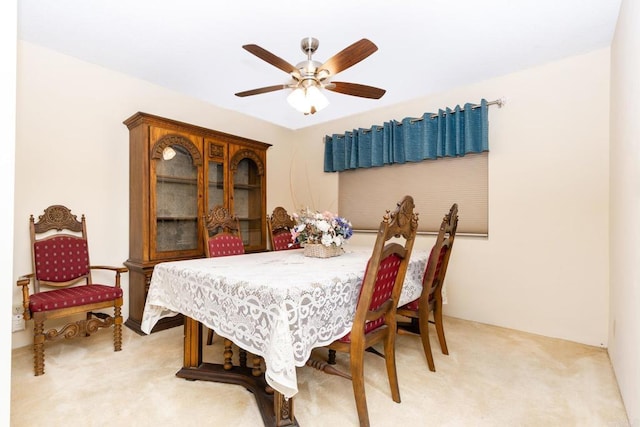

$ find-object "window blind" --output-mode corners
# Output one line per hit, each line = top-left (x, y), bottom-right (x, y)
(338, 152), (487, 235)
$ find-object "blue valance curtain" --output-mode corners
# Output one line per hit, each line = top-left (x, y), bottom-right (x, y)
(324, 99), (489, 172)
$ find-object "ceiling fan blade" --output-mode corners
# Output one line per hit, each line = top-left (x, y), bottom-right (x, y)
(319, 39), (378, 76)
(235, 84), (289, 97)
(325, 82), (386, 99)
(242, 44), (298, 74)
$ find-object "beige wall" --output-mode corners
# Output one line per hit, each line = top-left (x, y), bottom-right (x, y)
(294, 48), (611, 347)
(3, 0), (17, 424)
(610, 0), (640, 422)
(13, 42), (611, 353)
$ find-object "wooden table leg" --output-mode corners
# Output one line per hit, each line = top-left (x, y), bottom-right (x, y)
(274, 390), (295, 427)
(183, 315), (202, 368)
(177, 316), (298, 426)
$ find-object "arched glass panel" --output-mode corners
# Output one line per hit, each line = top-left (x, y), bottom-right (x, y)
(155, 144), (199, 251)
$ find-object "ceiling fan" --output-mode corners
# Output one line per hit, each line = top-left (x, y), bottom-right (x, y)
(235, 37), (386, 115)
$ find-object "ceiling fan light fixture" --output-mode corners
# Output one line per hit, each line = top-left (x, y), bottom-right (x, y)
(305, 85), (329, 111)
(237, 37), (384, 112)
(287, 85), (329, 114)
(287, 87), (310, 113)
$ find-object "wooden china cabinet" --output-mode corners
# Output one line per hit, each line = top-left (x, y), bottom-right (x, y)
(123, 112), (270, 334)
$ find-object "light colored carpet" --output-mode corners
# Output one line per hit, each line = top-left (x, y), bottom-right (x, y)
(11, 316), (629, 426)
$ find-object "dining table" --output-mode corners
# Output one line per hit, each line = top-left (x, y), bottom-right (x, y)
(140, 245), (428, 426)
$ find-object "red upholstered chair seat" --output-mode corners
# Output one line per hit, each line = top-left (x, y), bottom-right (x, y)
(207, 234), (245, 257)
(29, 285), (124, 313)
(34, 236), (90, 282)
(268, 207), (300, 251)
(31, 234), (124, 312)
(338, 318), (386, 344)
(338, 254), (401, 343)
(400, 245), (447, 312)
(272, 231), (300, 251)
(402, 298), (420, 312)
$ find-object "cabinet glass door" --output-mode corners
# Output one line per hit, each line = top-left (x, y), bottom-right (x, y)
(208, 160), (224, 211)
(155, 144), (199, 252)
(233, 157), (262, 249)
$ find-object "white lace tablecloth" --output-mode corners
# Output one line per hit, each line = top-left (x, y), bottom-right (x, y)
(141, 246), (428, 398)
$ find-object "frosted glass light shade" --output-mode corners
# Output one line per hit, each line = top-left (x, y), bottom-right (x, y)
(287, 88), (310, 114)
(306, 85), (329, 112)
(287, 85), (329, 114)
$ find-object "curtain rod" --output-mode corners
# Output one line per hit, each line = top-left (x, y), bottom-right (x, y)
(331, 98), (505, 137)
(424, 97), (505, 121)
(399, 97), (505, 125)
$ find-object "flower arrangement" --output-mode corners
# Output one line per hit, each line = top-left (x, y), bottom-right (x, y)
(291, 208), (353, 248)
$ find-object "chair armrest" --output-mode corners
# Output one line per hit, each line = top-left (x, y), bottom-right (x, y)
(17, 273), (34, 287)
(16, 274), (34, 320)
(90, 265), (128, 288)
(90, 265), (129, 274)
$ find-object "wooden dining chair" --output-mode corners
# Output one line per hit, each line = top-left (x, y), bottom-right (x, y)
(397, 203), (458, 371)
(16, 205), (128, 375)
(203, 205), (245, 258)
(309, 195), (419, 427)
(203, 205), (245, 345)
(267, 206), (300, 251)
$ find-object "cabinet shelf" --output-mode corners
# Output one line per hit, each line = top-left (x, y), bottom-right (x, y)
(157, 175), (197, 184)
(157, 216), (198, 221)
(233, 183), (261, 190)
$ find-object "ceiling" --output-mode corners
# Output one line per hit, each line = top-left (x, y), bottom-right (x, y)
(17, 0), (621, 130)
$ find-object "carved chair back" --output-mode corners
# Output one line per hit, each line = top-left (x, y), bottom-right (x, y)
(267, 206), (300, 251)
(203, 205), (245, 257)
